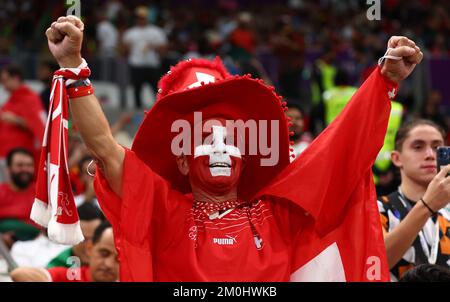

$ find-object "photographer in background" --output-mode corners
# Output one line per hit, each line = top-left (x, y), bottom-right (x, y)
(378, 119), (450, 281)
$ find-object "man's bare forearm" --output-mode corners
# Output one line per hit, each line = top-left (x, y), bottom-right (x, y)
(69, 93), (124, 196)
(10, 267), (50, 282)
(69, 94), (115, 159)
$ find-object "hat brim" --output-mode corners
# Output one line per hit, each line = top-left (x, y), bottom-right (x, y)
(132, 76), (291, 201)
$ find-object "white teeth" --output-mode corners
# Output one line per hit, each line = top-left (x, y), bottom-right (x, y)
(210, 167), (231, 176)
(209, 163), (231, 168)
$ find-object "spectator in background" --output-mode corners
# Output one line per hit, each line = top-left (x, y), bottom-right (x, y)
(285, 102), (312, 159)
(271, 16), (305, 102)
(96, 11), (119, 82)
(182, 32), (220, 61)
(10, 229), (70, 268)
(0, 148), (40, 247)
(228, 12), (256, 66)
(0, 65), (45, 182)
(311, 68), (357, 134)
(46, 202), (104, 269)
(378, 119), (450, 281)
(11, 220), (119, 282)
(123, 6), (168, 109)
(225, 13), (272, 83)
(37, 60), (59, 113)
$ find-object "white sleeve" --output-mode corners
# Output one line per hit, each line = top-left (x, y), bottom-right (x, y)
(123, 29), (133, 44)
(150, 28), (167, 46)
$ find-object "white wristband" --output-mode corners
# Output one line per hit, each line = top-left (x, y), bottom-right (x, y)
(378, 48), (402, 66)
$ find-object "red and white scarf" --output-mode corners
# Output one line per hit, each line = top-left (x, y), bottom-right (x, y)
(30, 60), (90, 245)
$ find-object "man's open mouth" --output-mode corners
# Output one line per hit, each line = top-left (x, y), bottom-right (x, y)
(209, 162), (231, 168)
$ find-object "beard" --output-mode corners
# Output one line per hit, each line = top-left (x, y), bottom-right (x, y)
(10, 172), (33, 189)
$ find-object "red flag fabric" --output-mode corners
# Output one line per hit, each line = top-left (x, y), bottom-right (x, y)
(94, 66), (396, 281)
(258, 67), (397, 281)
(30, 62), (90, 245)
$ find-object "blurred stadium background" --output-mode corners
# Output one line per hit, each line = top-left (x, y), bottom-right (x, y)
(1, 0), (449, 122)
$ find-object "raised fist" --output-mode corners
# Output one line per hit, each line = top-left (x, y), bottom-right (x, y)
(46, 15), (84, 68)
(381, 36), (423, 83)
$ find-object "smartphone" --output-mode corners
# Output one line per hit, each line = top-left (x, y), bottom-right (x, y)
(437, 146), (450, 174)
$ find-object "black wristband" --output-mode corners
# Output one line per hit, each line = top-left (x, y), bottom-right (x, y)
(420, 197), (437, 216)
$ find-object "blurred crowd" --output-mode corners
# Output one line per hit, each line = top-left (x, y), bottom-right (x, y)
(0, 0), (450, 282)
(1, 0), (450, 102)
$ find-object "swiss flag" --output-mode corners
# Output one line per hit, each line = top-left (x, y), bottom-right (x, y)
(257, 66), (396, 282)
(288, 172), (387, 281)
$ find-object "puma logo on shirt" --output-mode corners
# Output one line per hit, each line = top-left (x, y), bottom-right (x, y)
(213, 236), (237, 246)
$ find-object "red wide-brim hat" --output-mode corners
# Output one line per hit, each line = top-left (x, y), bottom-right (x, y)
(132, 57), (291, 201)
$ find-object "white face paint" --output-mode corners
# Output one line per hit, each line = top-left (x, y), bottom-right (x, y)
(194, 125), (241, 177)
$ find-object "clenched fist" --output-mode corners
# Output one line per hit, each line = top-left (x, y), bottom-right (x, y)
(381, 36), (423, 83)
(46, 15), (84, 68)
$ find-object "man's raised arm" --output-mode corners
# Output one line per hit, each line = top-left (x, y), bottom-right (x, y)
(257, 36), (423, 234)
(46, 16), (124, 196)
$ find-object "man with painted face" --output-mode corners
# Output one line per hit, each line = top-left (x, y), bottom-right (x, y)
(180, 120), (244, 201)
(42, 16), (423, 281)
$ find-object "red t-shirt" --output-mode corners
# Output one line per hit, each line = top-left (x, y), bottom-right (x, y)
(0, 85), (45, 157)
(47, 266), (92, 282)
(95, 149), (304, 281)
(0, 183), (36, 224)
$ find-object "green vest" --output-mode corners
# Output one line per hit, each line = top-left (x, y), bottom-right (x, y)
(320, 63), (337, 92)
(311, 61), (337, 105)
(323, 86), (358, 125)
(374, 101), (403, 172)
